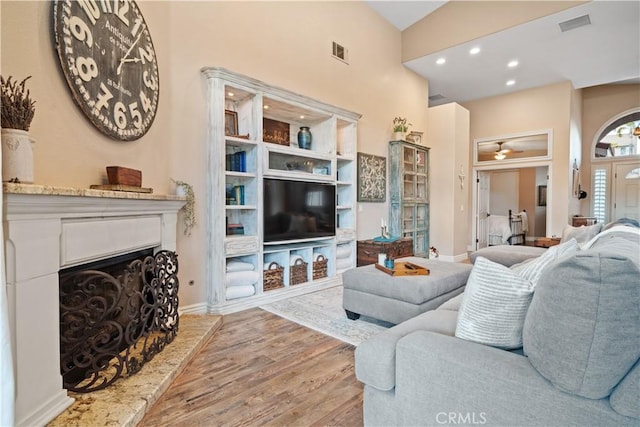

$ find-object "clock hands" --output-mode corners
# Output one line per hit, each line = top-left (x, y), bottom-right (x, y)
(117, 31), (143, 75)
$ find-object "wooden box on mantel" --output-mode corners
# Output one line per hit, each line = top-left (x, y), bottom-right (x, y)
(106, 166), (142, 187)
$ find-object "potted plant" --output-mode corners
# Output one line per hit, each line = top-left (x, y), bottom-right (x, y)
(171, 179), (196, 236)
(1, 75), (36, 183)
(392, 116), (411, 141)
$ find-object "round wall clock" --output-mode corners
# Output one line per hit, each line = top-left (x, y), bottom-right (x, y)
(53, 0), (159, 141)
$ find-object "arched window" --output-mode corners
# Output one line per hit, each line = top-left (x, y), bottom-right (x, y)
(594, 111), (640, 158)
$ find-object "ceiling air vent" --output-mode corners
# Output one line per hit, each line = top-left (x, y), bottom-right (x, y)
(558, 14), (591, 32)
(429, 94), (446, 101)
(332, 41), (349, 64)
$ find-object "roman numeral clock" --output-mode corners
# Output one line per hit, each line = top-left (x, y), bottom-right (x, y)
(53, 0), (159, 141)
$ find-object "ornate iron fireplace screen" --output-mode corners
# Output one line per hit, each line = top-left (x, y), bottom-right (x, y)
(59, 250), (179, 393)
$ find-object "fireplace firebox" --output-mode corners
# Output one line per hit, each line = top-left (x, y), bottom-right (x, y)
(59, 249), (179, 392)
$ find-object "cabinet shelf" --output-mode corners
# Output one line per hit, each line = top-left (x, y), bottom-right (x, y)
(226, 171), (256, 178)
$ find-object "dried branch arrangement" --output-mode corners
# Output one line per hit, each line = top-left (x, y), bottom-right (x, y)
(1, 75), (36, 131)
(171, 179), (196, 236)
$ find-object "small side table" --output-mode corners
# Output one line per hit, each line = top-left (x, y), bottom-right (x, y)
(534, 237), (561, 248)
(356, 237), (413, 266)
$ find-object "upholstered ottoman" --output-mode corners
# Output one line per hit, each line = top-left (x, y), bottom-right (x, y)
(342, 256), (472, 324)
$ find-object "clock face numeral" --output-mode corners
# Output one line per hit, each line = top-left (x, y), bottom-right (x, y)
(76, 56), (98, 82)
(54, 0), (159, 141)
(69, 16), (93, 47)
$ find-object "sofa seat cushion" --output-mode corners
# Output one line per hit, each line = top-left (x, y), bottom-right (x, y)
(355, 309), (458, 391)
(523, 235), (640, 399)
(469, 245), (546, 267)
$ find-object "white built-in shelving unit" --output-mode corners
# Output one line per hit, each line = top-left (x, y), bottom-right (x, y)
(202, 67), (361, 314)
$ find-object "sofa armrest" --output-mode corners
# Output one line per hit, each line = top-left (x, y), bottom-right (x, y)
(395, 331), (636, 427)
(355, 310), (458, 391)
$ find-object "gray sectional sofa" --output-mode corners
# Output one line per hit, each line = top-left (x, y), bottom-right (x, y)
(355, 222), (640, 426)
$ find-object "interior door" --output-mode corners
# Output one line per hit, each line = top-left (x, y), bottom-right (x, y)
(476, 171), (490, 249)
(613, 162), (640, 222)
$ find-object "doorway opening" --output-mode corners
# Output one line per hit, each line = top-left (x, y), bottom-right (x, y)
(473, 164), (550, 250)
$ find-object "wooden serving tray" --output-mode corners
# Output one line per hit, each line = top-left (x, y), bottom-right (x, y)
(375, 262), (430, 276)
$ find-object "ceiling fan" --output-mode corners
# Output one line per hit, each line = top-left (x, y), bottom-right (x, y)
(494, 142), (510, 160)
(494, 141), (523, 160)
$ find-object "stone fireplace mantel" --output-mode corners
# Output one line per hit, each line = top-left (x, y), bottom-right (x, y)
(3, 183), (185, 426)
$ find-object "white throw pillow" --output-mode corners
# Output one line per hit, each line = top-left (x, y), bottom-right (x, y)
(455, 257), (534, 349)
(560, 223), (602, 244)
(511, 238), (578, 286)
(225, 270), (260, 287)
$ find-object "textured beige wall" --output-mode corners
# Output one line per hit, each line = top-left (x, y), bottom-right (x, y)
(1, 1), (429, 308)
(402, 1), (586, 62)
(462, 81), (573, 236)
(426, 102), (469, 259)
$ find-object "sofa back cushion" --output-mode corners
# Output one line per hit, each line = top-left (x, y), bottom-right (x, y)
(523, 236), (640, 399)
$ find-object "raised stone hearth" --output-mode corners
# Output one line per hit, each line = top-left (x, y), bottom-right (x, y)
(49, 314), (222, 427)
(3, 184), (185, 426)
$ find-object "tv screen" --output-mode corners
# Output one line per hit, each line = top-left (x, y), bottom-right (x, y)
(263, 178), (336, 243)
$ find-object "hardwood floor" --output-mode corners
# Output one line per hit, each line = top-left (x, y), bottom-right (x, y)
(139, 308), (364, 426)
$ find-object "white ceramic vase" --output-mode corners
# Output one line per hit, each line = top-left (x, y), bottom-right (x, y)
(393, 131), (405, 141)
(2, 128), (35, 183)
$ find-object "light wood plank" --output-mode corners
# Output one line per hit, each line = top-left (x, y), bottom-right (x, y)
(139, 309), (363, 426)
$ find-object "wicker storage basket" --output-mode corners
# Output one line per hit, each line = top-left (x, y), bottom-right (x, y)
(290, 258), (308, 286)
(313, 255), (328, 280)
(263, 262), (284, 291)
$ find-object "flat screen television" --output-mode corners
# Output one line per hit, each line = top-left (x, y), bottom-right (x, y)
(263, 178), (336, 243)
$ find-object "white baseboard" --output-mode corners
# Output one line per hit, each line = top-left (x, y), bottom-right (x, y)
(178, 302), (209, 315)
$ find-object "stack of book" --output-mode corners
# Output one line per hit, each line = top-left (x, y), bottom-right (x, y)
(226, 223), (244, 235)
(225, 184), (245, 205)
(225, 150), (246, 172)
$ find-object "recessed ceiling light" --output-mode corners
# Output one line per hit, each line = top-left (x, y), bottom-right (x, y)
(299, 115), (305, 119)
(263, 105), (269, 110)
(227, 92), (234, 97)
(506, 80), (516, 86)
(436, 58), (446, 65)
(469, 47), (480, 55)
(508, 60), (519, 68)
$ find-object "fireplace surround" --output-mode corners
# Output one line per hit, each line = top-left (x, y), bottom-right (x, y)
(3, 183), (184, 426)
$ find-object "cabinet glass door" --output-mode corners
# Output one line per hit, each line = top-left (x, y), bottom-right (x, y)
(416, 205), (427, 230)
(416, 149), (426, 174)
(403, 174), (415, 198)
(402, 205), (414, 231)
(403, 146), (415, 173)
(416, 175), (427, 200)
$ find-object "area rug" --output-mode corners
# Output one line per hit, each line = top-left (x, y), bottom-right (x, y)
(260, 285), (392, 346)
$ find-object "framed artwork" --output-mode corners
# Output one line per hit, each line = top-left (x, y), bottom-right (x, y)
(263, 117), (290, 145)
(225, 110), (238, 136)
(357, 152), (386, 202)
(406, 131), (423, 145)
(538, 185), (547, 207)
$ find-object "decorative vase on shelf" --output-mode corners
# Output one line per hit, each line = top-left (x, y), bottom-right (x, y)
(297, 126), (312, 149)
(2, 128), (35, 183)
(393, 131), (405, 141)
